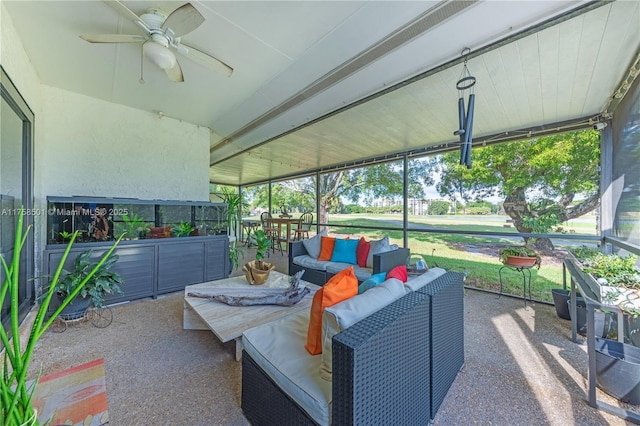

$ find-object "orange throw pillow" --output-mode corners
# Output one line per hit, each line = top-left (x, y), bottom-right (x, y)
(305, 266), (358, 355)
(317, 236), (336, 261)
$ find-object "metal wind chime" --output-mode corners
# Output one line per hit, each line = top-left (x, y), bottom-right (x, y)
(454, 48), (476, 169)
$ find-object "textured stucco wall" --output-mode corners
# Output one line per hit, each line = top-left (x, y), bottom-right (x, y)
(38, 85), (210, 201)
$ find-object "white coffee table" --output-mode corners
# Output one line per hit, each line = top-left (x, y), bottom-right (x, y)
(183, 271), (319, 361)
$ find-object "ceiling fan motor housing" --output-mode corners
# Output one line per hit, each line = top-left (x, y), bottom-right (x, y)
(142, 8), (174, 48)
(140, 8), (168, 30)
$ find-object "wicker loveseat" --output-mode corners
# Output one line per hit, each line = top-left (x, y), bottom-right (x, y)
(288, 238), (409, 286)
(241, 270), (465, 425)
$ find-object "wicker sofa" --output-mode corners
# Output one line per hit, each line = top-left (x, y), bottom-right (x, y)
(288, 239), (410, 285)
(241, 270), (465, 425)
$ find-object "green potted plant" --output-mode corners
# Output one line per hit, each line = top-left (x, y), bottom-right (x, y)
(568, 247), (640, 309)
(254, 229), (272, 262)
(53, 249), (125, 315)
(120, 213), (148, 240)
(243, 229), (274, 285)
(219, 188), (241, 239)
(578, 251), (640, 343)
(1, 212), (122, 425)
(173, 221), (195, 238)
(219, 188), (245, 272)
(499, 245), (541, 268)
(59, 230), (73, 242)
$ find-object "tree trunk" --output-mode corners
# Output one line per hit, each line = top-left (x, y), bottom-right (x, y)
(533, 237), (555, 253)
(503, 191), (555, 253)
(319, 199), (330, 231)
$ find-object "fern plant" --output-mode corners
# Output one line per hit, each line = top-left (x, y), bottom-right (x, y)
(499, 245), (541, 267)
(54, 249), (125, 308)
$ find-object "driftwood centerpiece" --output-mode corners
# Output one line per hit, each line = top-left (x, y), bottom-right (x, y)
(243, 260), (276, 285)
(188, 270), (309, 306)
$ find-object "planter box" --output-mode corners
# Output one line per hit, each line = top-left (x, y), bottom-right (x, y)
(595, 337), (640, 404)
(566, 252), (640, 313)
(566, 251), (604, 299)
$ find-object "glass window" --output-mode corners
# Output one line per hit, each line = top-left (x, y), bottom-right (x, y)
(1, 67), (35, 330)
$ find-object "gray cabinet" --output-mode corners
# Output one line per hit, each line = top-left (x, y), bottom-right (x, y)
(158, 241), (206, 292)
(43, 235), (229, 303)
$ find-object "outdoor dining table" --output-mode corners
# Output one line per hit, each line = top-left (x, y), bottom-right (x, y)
(268, 217), (300, 253)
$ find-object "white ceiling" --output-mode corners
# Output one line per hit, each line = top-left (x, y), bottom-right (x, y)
(4, 1), (640, 186)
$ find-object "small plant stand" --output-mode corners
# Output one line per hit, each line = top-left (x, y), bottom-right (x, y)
(498, 263), (534, 307)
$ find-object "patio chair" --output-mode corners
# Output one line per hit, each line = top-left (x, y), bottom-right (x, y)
(260, 212), (283, 255)
(293, 212), (313, 241)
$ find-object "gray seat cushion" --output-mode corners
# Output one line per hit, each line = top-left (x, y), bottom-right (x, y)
(293, 255), (329, 271)
(243, 311), (331, 425)
(325, 262), (373, 282)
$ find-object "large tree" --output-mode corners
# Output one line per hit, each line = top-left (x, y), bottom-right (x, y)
(436, 130), (600, 252)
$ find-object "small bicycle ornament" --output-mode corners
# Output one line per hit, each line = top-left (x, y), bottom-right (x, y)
(51, 301), (113, 333)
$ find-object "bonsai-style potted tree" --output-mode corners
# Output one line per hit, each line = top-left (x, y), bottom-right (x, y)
(53, 249), (125, 318)
(1, 213), (122, 425)
(499, 245), (541, 268)
(243, 229), (275, 285)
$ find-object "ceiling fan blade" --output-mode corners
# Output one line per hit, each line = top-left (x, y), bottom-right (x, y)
(103, 0), (151, 34)
(180, 43), (233, 77)
(165, 60), (185, 83)
(80, 34), (147, 43)
(162, 3), (205, 37)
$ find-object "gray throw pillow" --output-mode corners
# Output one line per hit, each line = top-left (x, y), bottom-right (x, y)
(302, 228), (328, 259)
(366, 235), (392, 268)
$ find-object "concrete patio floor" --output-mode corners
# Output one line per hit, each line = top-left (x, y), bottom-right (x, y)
(28, 249), (638, 425)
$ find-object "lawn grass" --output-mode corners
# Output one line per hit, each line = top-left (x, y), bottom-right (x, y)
(327, 215), (570, 303)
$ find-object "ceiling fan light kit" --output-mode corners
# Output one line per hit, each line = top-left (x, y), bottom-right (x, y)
(144, 41), (176, 70)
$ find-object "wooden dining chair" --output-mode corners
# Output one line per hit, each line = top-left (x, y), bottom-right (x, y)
(260, 212), (283, 254)
(293, 212), (313, 241)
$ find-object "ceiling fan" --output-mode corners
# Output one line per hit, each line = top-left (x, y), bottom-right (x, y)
(80, 1), (233, 82)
